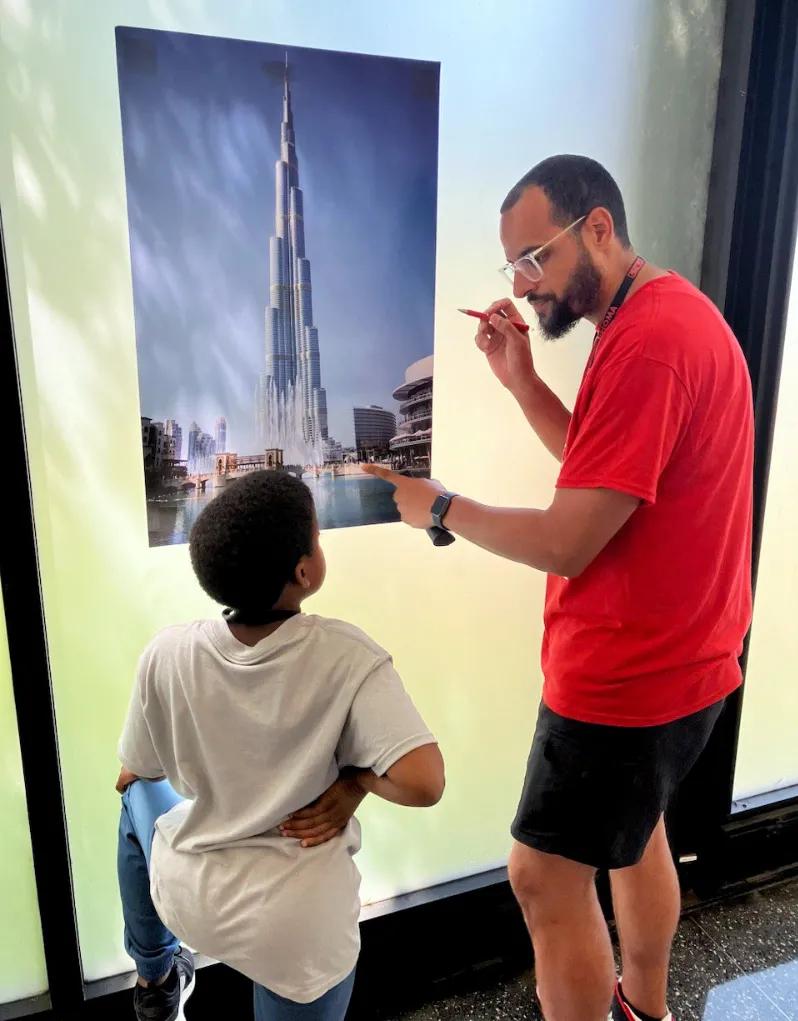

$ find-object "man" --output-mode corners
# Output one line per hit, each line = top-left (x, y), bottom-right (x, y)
(363, 155), (753, 1021)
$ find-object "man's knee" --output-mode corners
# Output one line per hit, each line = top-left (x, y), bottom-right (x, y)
(508, 840), (596, 911)
(509, 842), (547, 904)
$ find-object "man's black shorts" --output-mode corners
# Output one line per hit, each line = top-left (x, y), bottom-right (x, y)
(511, 698), (725, 870)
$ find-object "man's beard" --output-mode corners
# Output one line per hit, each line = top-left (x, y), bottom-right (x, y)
(529, 247), (602, 340)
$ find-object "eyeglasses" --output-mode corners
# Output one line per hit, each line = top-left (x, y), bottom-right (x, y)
(499, 215), (587, 285)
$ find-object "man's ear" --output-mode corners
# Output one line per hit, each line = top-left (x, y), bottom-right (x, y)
(585, 206), (614, 249)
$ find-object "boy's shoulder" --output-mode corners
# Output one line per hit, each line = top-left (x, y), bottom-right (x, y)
(302, 615), (391, 663)
(138, 620), (209, 667)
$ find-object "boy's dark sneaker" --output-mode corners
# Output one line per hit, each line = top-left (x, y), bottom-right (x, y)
(133, 947), (195, 1021)
(610, 980), (672, 1021)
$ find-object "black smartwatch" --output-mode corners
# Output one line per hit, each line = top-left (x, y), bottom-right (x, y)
(430, 491), (457, 530)
(426, 491), (457, 546)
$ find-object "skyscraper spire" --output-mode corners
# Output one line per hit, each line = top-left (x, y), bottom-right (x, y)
(259, 53), (328, 465)
(282, 50), (292, 128)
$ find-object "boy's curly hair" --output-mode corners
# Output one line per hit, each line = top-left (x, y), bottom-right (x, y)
(189, 470), (315, 612)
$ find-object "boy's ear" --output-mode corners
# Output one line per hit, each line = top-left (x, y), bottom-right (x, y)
(294, 557), (311, 589)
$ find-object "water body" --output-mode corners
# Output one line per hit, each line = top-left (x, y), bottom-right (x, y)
(147, 474), (399, 547)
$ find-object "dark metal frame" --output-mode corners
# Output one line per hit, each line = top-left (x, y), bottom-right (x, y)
(0, 219), (83, 1018)
(2, 1), (798, 1017)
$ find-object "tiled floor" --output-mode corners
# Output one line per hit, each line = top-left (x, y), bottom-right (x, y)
(383, 880), (798, 1020)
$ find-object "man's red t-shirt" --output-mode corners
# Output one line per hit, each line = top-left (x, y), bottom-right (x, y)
(542, 273), (753, 727)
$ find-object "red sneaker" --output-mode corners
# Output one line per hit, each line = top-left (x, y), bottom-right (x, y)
(610, 980), (673, 1021)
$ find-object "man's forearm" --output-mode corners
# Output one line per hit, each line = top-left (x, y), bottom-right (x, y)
(443, 497), (572, 576)
(512, 376), (571, 462)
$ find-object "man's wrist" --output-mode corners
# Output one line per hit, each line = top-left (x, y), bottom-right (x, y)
(510, 372), (544, 405)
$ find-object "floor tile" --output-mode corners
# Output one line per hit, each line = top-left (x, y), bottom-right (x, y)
(667, 916), (790, 1020)
(690, 881), (798, 971)
(381, 970), (542, 1020)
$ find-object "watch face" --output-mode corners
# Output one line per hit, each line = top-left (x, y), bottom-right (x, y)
(431, 492), (453, 527)
(431, 494), (449, 516)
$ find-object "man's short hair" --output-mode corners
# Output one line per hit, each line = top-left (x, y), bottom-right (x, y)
(189, 470), (315, 612)
(501, 154), (631, 247)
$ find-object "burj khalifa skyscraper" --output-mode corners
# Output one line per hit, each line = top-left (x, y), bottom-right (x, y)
(258, 56), (328, 464)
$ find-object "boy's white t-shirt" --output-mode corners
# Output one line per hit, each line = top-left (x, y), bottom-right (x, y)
(118, 614), (435, 1002)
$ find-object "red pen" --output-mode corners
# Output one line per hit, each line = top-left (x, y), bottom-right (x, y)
(458, 308), (530, 334)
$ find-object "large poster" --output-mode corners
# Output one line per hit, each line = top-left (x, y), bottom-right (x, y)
(116, 29), (440, 546)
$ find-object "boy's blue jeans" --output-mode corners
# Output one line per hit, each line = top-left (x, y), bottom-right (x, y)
(117, 779), (355, 1020)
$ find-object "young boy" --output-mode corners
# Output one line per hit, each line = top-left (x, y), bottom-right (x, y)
(116, 470), (445, 1021)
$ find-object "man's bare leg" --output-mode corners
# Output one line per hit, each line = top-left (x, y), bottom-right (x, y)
(609, 816), (680, 1019)
(508, 840), (615, 1021)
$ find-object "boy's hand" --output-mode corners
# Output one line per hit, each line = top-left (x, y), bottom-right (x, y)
(115, 767), (140, 793)
(280, 769), (369, 848)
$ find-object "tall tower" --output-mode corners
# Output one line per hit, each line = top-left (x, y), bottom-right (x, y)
(215, 415), (227, 452)
(261, 54), (328, 462)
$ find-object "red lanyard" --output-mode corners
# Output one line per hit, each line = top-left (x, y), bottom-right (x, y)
(586, 256), (646, 369)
